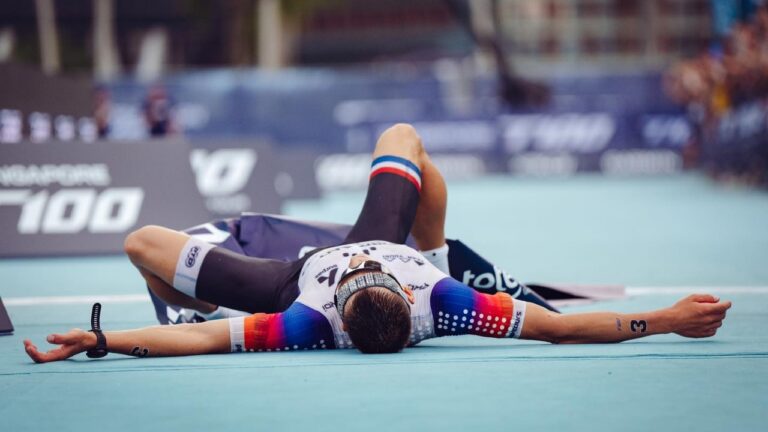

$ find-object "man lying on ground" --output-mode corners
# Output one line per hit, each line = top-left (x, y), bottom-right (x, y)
(23, 124), (731, 362)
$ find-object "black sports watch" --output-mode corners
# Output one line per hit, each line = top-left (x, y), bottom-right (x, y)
(86, 303), (108, 358)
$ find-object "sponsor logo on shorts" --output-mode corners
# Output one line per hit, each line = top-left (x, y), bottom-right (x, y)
(322, 301), (335, 311)
(185, 246), (201, 268)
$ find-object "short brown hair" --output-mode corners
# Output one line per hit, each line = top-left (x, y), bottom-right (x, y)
(344, 287), (411, 354)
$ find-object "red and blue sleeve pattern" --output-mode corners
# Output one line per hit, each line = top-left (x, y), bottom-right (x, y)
(228, 302), (336, 352)
(430, 278), (527, 339)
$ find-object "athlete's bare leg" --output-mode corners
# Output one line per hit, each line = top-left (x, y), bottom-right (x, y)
(130, 124), (448, 314)
(371, 124), (447, 250)
(411, 156), (447, 250)
(124, 225), (217, 313)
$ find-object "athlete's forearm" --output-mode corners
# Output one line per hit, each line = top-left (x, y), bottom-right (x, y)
(556, 310), (672, 343)
(521, 303), (674, 344)
(101, 320), (231, 357)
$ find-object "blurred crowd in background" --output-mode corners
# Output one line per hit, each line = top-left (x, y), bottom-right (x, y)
(1, 0), (767, 188)
(665, 1), (768, 187)
(665, 3), (768, 122)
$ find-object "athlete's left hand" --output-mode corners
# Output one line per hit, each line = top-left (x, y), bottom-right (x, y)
(668, 294), (732, 338)
(24, 329), (97, 363)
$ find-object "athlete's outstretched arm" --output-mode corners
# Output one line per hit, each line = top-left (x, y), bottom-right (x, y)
(23, 319), (231, 363)
(23, 301), (335, 363)
(430, 279), (731, 344)
(521, 294), (731, 344)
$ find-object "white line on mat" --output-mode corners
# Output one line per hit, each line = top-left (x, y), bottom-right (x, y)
(4, 286), (768, 307)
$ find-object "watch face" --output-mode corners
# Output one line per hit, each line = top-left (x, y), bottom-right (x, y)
(0, 298), (14, 335)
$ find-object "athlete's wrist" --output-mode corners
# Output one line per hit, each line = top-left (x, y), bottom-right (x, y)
(653, 308), (676, 334)
(85, 331), (99, 349)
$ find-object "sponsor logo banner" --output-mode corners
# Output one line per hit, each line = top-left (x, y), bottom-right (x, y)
(0, 141), (209, 257)
(507, 150), (682, 176)
(189, 142), (284, 217)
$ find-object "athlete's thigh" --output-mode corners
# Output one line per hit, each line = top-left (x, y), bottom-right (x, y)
(193, 245), (303, 313)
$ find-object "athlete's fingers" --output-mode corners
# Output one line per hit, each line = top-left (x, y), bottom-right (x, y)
(705, 322), (723, 332)
(695, 328), (717, 338)
(706, 317), (725, 326)
(24, 340), (48, 363)
(688, 294), (719, 303)
(702, 301), (732, 315)
(713, 311), (727, 321)
(46, 329), (82, 345)
(34, 346), (73, 362)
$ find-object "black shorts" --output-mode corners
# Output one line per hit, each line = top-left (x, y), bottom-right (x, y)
(180, 169), (421, 313)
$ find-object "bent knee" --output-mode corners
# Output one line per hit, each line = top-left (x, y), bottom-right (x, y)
(124, 225), (163, 263)
(375, 123), (425, 161)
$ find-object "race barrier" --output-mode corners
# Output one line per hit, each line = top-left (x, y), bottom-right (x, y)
(0, 140), (291, 257)
(0, 140), (208, 256)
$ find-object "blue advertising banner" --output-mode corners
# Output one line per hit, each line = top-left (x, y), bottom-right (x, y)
(104, 69), (691, 174)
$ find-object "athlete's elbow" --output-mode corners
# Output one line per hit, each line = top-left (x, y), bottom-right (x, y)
(546, 322), (587, 345)
(530, 313), (569, 344)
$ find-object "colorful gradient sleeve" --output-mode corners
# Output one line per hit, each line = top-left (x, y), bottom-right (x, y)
(430, 278), (527, 339)
(229, 302), (336, 352)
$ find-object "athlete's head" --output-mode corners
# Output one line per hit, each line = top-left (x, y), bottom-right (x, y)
(335, 256), (414, 354)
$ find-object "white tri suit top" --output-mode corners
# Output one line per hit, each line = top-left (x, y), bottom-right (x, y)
(228, 241), (527, 353)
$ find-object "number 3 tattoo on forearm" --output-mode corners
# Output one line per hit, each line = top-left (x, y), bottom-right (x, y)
(130, 346), (149, 357)
(630, 320), (647, 333)
(615, 318), (622, 331)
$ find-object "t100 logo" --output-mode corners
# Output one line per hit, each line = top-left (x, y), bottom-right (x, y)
(0, 188), (144, 234)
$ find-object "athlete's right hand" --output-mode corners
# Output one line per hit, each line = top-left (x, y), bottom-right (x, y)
(24, 329), (97, 363)
(669, 294), (732, 338)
